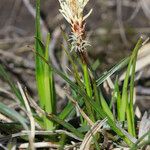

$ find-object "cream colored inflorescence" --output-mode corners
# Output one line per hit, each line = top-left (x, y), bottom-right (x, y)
(58, 0), (92, 52)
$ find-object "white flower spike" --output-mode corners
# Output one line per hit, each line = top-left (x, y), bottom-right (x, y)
(58, 0), (92, 52)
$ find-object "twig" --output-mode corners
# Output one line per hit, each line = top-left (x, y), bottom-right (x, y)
(140, 0), (150, 20)
(18, 82), (35, 150)
(22, 0), (47, 38)
(3, 0), (21, 26)
(19, 142), (59, 149)
(0, 25), (26, 36)
(100, 0), (137, 8)
(0, 87), (16, 101)
(12, 130), (82, 141)
(61, 38), (68, 73)
(138, 112), (150, 141)
(19, 141), (81, 149)
(0, 36), (33, 45)
(79, 119), (107, 150)
(65, 91), (94, 126)
(95, 27), (150, 35)
(26, 90), (45, 116)
(116, 122), (137, 143)
(0, 49), (34, 69)
(0, 113), (12, 122)
(116, 0), (129, 46)
(49, 27), (62, 69)
(0, 144), (7, 150)
(127, 1), (141, 21)
(26, 91), (83, 141)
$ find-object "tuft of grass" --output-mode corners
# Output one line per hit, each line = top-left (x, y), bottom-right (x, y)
(0, 101), (28, 130)
(35, 0), (56, 130)
(119, 38), (142, 137)
(0, 0), (148, 149)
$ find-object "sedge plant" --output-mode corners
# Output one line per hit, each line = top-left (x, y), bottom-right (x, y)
(0, 0), (149, 149)
(35, 0), (56, 130)
(58, 0), (143, 146)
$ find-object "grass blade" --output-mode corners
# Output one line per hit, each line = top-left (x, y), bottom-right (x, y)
(59, 94), (84, 120)
(35, 0), (56, 130)
(33, 46), (133, 145)
(47, 114), (84, 139)
(43, 33), (56, 129)
(119, 38), (142, 124)
(0, 102), (28, 130)
(100, 92), (114, 120)
(96, 57), (129, 86)
(35, 0), (45, 108)
(0, 64), (24, 105)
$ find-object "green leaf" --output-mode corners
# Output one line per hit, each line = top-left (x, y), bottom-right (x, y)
(100, 92), (114, 120)
(0, 121), (23, 135)
(62, 45), (84, 88)
(34, 36), (45, 53)
(33, 45), (132, 146)
(0, 64), (24, 105)
(35, 0), (45, 108)
(35, 0), (56, 130)
(35, 0), (46, 130)
(59, 101), (74, 120)
(0, 102), (28, 130)
(96, 57), (130, 86)
(47, 114), (84, 139)
(59, 91), (84, 120)
(86, 99), (132, 146)
(43, 33), (56, 129)
(82, 63), (95, 121)
(113, 77), (121, 120)
(130, 131), (150, 150)
(92, 59), (100, 71)
(120, 38), (143, 123)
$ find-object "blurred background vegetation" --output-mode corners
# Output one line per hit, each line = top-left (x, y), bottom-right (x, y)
(0, 0), (150, 112)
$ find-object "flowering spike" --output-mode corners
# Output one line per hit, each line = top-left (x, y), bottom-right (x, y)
(58, 0), (92, 52)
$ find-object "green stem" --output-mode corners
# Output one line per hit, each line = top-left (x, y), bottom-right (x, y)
(127, 39), (141, 137)
(83, 63), (92, 97)
(128, 48), (138, 137)
(119, 38), (142, 122)
(82, 62), (95, 121)
(126, 99), (133, 136)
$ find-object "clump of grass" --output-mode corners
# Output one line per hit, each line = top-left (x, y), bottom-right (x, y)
(0, 0), (149, 149)
(35, 0), (56, 130)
